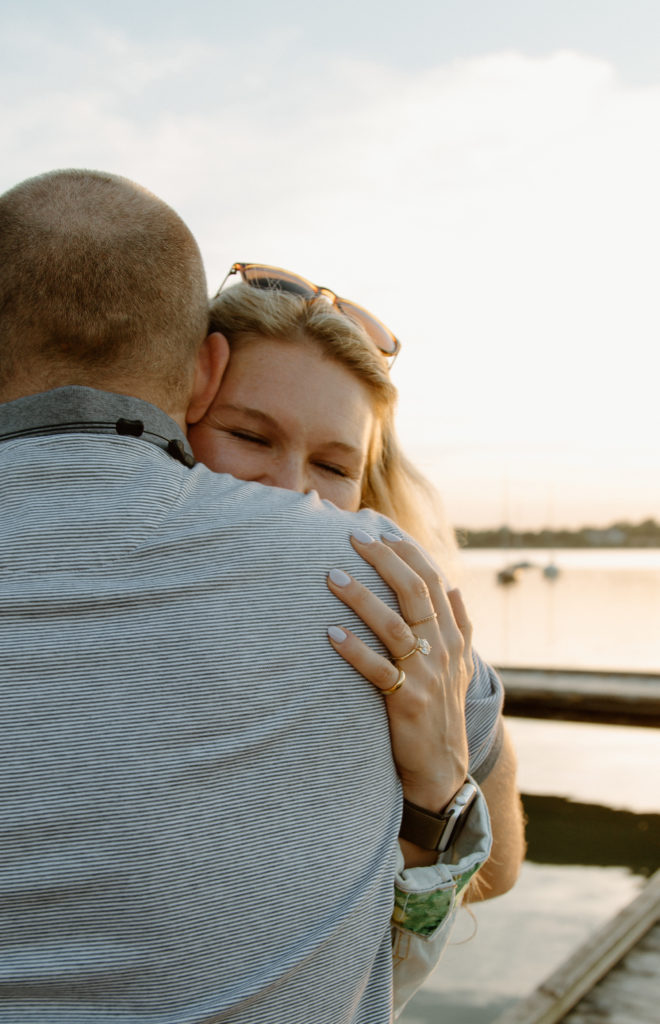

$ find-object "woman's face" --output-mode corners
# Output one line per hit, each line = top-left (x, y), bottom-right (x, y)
(188, 335), (374, 511)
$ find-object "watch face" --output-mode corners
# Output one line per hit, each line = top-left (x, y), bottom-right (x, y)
(437, 783), (479, 852)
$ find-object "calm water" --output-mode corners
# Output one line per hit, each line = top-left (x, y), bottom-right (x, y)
(400, 550), (660, 1023)
(400, 718), (660, 1024)
(458, 548), (660, 672)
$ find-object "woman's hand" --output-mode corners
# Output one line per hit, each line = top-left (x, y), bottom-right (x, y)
(327, 529), (474, 862)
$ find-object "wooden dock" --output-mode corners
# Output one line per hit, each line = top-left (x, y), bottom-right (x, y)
(497, 667), (660, 727)
(492, 869), (660, 1023)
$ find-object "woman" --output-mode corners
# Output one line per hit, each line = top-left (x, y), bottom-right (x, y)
(188, 265), (524, 1008)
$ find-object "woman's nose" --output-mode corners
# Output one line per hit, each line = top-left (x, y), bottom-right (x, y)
(267, 457), (308, 495)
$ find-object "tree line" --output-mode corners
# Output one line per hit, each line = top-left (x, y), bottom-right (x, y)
(458, 518), (660, 548)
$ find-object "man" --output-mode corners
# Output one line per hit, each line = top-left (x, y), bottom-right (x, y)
(0, 170), (508, 1022)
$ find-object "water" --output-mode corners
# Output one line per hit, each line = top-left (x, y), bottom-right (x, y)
(400, 718), (660, 1023)
(401, 861), (645, 1024)
(458, 548), (660, 672)
(400, 550), (660, 1023)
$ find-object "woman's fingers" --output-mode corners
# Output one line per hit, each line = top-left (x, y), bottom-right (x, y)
(327, 566), (427, 659)
(343, 531), (465, 665)
(349, 531), (437, 620)
(327, 533), (473, 815)
(327, 625), (411, 698)
(377, 534), (460, 645)
(326, 537), (467, 698)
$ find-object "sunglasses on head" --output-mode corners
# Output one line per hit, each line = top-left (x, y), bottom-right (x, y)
(215, 262), (401, 360)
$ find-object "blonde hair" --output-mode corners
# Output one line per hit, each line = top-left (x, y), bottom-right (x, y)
(0, 169), (209, 404)
(209, 282), (458, 568)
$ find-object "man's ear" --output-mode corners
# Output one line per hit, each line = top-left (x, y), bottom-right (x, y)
(186, 332), (230, 425)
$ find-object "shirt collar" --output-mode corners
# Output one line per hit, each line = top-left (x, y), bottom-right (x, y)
(0, 386), (195, 467)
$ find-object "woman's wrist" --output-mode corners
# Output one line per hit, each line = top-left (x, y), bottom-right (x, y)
(401, 781), (460, 816)
(399, 836), (439, 868)
(400, 759), (467, 815)
(399, 772), (471, 868)
(399, 787), (461, 868)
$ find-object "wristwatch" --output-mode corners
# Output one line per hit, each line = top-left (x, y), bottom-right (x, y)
(400, 780), (479, 853)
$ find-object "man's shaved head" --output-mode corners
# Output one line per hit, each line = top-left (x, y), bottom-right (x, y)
(0, 169), (209, 407)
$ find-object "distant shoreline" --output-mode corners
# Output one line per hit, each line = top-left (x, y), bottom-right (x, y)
(458, 518), (660, 549)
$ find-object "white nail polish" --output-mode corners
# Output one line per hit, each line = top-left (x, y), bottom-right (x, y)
(329, 568), (351, 586)
(382, 532), (401, 543)
(352, 529), (374, 544)
(328, 626), (347, 643)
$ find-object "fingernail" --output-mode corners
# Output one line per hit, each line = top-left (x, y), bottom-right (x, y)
(328, 626), (347, 643)
(352, 529), (374, 544)
(382, 532), (401, 543)
(329, 568), (351, 586)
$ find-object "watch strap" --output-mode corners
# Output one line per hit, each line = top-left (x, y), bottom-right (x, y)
(400, 781), (479, 852)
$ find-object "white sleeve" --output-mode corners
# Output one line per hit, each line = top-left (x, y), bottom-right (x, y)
(391, 779), (492, 1019)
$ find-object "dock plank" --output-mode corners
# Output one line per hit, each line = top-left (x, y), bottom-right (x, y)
(492, 871), (660, 1024)
(563, 928), (660, 1021)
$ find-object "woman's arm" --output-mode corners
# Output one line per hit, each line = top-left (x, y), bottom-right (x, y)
(468, 723), (526, 899)
(327, 530), (524, 886)
(326, 529), (520, 1013)
(327, 530), (474, 867)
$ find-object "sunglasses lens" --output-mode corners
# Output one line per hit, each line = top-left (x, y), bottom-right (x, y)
(336, 299), (400, 356)
(240, 265), (316, 299)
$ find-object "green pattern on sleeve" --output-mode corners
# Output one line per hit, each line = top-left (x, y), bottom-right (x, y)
(393, 863), (481, 938)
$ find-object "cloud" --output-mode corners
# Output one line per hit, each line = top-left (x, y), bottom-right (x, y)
(1, 29), (659, 523)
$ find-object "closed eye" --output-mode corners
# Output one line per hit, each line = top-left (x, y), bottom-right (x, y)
(316, 462), (353, 478)
(229, 430), (269, 446)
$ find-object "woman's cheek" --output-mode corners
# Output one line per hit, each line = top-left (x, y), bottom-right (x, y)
(187, 423), (221, 469)
(188, 426), (249, 477)
(317, 477), (362, 513)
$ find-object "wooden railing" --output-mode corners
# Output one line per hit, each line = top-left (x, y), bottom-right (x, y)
(497, 667), (660, 727)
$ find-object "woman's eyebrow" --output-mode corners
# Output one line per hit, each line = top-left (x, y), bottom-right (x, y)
(317, 441), (364, 457)
(212, 403), (277, 428)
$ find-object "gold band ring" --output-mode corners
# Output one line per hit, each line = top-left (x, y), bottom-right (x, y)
(408, 612), (437, 627)
(381, 668), (406, 696)
(396, 636), (432, 662)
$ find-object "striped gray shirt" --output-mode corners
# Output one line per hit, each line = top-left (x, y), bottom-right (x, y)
(0, 388), (502, 1023)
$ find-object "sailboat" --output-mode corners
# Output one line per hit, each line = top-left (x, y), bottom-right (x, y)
(542, 482), (560, 581)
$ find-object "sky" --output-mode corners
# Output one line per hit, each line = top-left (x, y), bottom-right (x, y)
(2, 0), (659, 528)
